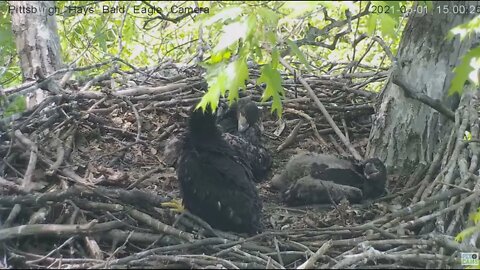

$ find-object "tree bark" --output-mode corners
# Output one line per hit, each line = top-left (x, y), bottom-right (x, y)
(9, 1), (63, 109)
(367, 1), (479, 173)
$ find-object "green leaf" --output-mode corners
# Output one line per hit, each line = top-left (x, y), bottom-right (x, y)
(455, 226), (480, 242)
(197, 71), (227, 112)
(271, 48), (279, 69)
(257, 7), (279, 28)
(245, 14), (257, 41)
(286, 39), (313, 72)
(424, 1), (433, 11)
(258, 64), (284, 118)
(464, 131), (472, 141)
(203, 6), (243, 26)
(3, 95), (26, 118)
(470, 208), (480, 224)
(224, 59), (249, 104)
(448, 46), (480, 95)
(97, 32), (107, 52)
(379, 14), (397, 38)
(367, 14), (378, 35)
(254, 46), (263, 62)
(283, 1), (319, 17)
(198, 58), (247, 111)
(213, 19), (249, 53)
(265, 30), (277, 44)
(448, 15), (480, 41)
(209, 52), (224, 64)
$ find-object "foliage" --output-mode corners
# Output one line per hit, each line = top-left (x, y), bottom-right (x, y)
(1, 95), (26, 118)
(0, 1), (21, 88)
(0, 1), (407, 117)
(447, 15), (480, 96)
(455, 207), (480, 267)
(196, 3), (286, 116)
(2, 1), (479, 113)
(196, 1), (409, 115)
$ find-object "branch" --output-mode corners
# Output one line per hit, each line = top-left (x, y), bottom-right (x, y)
(392, 73), (455, 121)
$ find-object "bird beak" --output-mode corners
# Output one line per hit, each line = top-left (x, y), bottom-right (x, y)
(238, 113), (249, 132)
(364, 163), (380, 180)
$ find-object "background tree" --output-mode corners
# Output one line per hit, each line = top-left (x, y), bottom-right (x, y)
(9, 1), (63, 110)
(367, 1), (479, 173)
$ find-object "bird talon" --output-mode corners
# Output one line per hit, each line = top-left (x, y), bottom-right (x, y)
(161, 199), (185, 213)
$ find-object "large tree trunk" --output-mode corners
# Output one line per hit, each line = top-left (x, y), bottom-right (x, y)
(366, 1), (479, 173)
(9, 1), (63, 109)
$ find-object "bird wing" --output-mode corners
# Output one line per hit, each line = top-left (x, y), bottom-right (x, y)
(177, 144), (262, 233)
(222, 133), (271, 182)
(201, 146), (256, 191)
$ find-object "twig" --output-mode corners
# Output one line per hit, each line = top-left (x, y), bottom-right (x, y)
(3, 204), (22, 228)
(14, 130), (93, 187)
(22, 141), (38, 192)
(280, 57), (363, 161)
(274, 236), (285, 267)
(0, 220), (124, 241)
(400, 191), (479, 229)
(392, 73), (455, 121)
(26, 236), (77, 264)
(277, 120), (303, 152)
(284, 108), (327, 145)
(123, 97), (142, 142)
(297, 239), (332, 269)
(46, 138), (65, 176)
(127, 166), (165, 190)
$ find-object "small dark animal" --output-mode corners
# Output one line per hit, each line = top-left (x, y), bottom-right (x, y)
(270, 151), (319, 192)
(217, 97), (261, 142)
(165, 98), (272, 183)
(310, 156), (387, 199)
(271, 152), (387, 206)
(176, 105), (263, 234)
(216, 98), (271, 182)
(361, 158), (388, 199)
(282, 175), (363, 206)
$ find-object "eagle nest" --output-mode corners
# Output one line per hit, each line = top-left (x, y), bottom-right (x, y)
(0, 63), (478, 269)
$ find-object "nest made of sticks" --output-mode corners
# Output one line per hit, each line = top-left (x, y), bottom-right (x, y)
(0, 63), (478, 269)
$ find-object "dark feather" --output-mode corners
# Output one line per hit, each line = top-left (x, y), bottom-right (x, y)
(283, 176), (363, 206)
(177, 107), (263, 234)
(165, 98), (272, 182)
(272, 152), (387, 206)
(361, 158), (388, 199)
(216, 98), (272, 182)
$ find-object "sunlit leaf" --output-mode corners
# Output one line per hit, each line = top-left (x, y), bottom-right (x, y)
(283, 1), (319, 17)
(367, 14), (378, 35)
(258, 64), (284, 117)
(204, 6), (243, 26)
(455, 226), (480, 242)
(448, 15), (480, 41)
(213, 20), (249, 53)
(3, 95), (26, 117)
(258, 7), (279, 28)
(224, 59), (249, 104)
(245, 14), (257, 41)
(470, 208), (480, 224)
(449, 46), (480, 95)
(464, 131), (472, 141)
(210, 52), (224, 64)
(379, 14), (397, 38)
(197, 68), (228, 112)
(222, 50), (232, 60)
